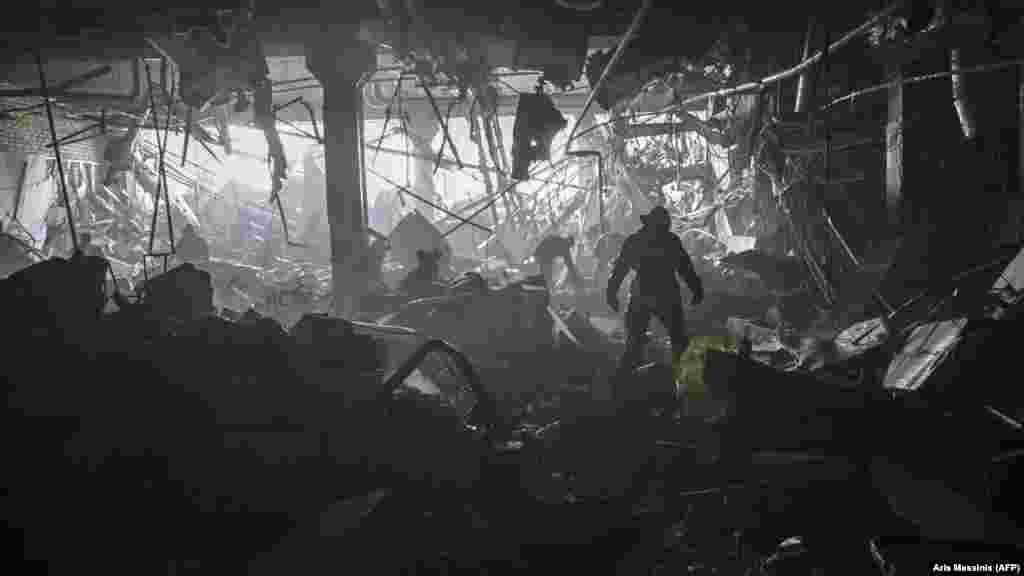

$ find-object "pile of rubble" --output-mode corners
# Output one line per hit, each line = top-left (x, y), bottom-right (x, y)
(3, 255), (489, 570)
(4, 246), (1022, 573)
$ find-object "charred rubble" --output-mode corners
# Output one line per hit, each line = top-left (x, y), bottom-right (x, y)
(3, 1), (1024, 574)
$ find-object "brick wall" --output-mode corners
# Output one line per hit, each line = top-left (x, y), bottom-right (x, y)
(1, 96), (108, 163)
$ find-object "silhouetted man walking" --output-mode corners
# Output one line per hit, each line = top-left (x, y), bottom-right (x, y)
(606, 206), (704, 380)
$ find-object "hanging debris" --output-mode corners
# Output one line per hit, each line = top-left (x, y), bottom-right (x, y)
(511, 93), (567, 180)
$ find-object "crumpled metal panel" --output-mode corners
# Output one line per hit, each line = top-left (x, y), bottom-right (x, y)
(883, 318), (968, 392)
(725, 317), (781, 352)
(834, 317), (888, 358)
(994, 246), (1024, 293)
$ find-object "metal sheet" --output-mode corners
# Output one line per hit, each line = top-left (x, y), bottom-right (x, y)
(834, 317), (888, 357)
(883, 319), (967, 392)
(994, 246), (1024, 293)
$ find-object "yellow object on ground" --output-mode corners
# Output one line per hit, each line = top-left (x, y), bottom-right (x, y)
(674, 334), (737, 401)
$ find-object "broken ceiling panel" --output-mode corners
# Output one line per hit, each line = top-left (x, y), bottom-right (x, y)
(146, 23), (267, 111)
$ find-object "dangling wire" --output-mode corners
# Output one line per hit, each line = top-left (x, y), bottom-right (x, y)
(35, 49), (78, 254)
(143, 60), (176, 272)
(398, 96), (410, 208)
(373, 76), (403, 165)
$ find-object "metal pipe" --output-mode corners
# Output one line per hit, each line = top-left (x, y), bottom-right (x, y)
(12, 159), (28, 221)
(43, 122), (102, 148)
(433, 100), (457, 175)
(35, 50), (78, 253)
(278, 117), (321, 143)
(564, 0), (654, 153)
(270, 71), (552, 91)
(443, 178), (519, 239)
(366, 166), (493, 234)
(794, 17), (816, 114)
(359, 96), (369, 230)
(364, 143), (591, 191)
(827, 58), (1024, 109)
(300, 99), (323, 143)
(46, 132), (105, 150)
(273, 96), (304, 113)
(598, 154), (604, 235)
(372, 76), (403, 164)
(420, 82), (464, 169)
(822, 26), (832, 183)
(144, 63), (171, 257)
(159, 74), (175, 255)
(668, 1), (906, 113)
(181, 107), (192, 167)
(0, 64), (113, 98)
(950, 48), (976, 140)
(985, 405), (1022, 431)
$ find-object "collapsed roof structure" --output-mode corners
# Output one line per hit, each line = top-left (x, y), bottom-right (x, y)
(2, 0), (1023, 572)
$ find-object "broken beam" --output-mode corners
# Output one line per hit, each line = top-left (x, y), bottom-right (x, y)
(364, 144), (590, 191)
(44, 122), (104, 148)
(35, 49), (78, 253)
(625, 121), (729, 146)
(0, 64), (113, 98)
(12, 159), (28, 221)
(443, 177), (524, 239)
(366, 166), (492, 235)
(420, 82), (463, 170)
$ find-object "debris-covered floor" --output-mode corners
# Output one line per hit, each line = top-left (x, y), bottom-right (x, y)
(4, 247), (1022, 574)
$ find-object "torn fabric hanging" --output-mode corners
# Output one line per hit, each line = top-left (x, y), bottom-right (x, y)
(511, 93), (567, 180)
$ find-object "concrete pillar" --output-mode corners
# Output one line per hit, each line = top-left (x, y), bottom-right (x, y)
(306, 38), (376, 319)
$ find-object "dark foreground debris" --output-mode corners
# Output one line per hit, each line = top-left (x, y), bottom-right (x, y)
(3, 254), (1022, 574)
